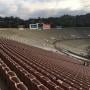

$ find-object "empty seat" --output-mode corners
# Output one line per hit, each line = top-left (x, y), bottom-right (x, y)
(47, 81), (60, 90)
(8, 76), (21, 90)
(26, 74), (36, 80)
(1, 64), (7, 68)
(37, 85), (49, 90)
(54, 86), (64, 90)
(16, 83), (28, 90)
(21, 69), (29, 76)
(31, 79), (48, 90)
(57, 79), (77, 90)
(4, 67), (10, 73)
(7, 71), (16, 78)
(10, 76), (20, 84)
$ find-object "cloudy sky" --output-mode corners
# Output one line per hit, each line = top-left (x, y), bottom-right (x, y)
(0, 0), (90, 19)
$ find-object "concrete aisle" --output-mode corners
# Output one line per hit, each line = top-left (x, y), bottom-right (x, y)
(0, 77), (8, 90)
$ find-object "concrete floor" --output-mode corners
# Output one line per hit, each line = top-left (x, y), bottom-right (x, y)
(0, 77), (8, 90)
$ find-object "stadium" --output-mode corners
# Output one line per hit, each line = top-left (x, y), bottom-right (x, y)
(0, 0), (90, 90)
(0, 27), (90, 90)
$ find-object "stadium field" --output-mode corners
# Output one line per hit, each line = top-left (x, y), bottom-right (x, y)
(0, 27), (90, 56)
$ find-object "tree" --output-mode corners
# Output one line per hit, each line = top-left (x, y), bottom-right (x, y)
(0, 13), (90, 28)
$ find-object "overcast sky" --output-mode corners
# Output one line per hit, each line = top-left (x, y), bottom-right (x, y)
(0, 0), (90, 19)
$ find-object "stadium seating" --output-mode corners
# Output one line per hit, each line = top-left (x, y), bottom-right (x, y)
(0, 58), (28, 90)
(0, 38), (90, 90)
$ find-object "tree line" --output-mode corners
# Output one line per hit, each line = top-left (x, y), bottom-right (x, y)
(0, 13), (90, 28)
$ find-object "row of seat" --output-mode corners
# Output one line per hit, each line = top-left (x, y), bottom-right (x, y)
(0, 58), (28, 90)
(0, 40), (85, 89)
(0, 38), (81, 65)
(0, 41), (77, 89)
(0, 38), (90, 90)
(4, 45), (79, 90)
(0, 47), (50, 90)
(4, 41), (90, 89)
(0, 44), (65, 90)
(9, 44), (90, 89)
